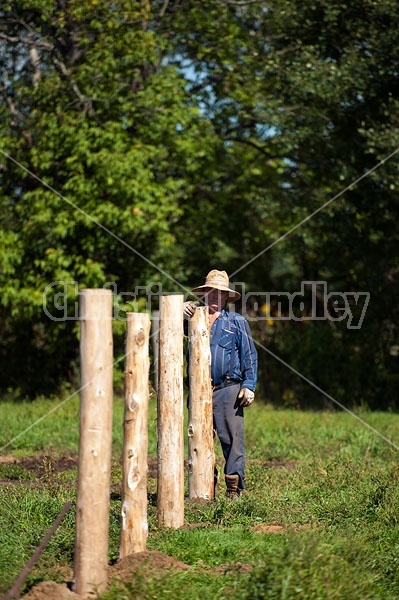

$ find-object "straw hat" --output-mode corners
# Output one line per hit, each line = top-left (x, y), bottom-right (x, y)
(191, 269), (241, 302)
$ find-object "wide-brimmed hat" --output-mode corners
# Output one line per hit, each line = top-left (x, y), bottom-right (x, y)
(191, 269), (241, 302)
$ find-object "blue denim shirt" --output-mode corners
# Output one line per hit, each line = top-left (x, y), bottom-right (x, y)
(210, 309), (258, 391)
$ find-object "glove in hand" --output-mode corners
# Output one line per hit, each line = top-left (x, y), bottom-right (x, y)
(238, 387), (255, 407)
(183, 301), (200, 319)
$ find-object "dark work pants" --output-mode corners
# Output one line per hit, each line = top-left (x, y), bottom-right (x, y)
(212, 383), (245, 490)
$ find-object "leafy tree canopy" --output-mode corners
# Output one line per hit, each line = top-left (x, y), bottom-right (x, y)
(0, 0), (398, 406)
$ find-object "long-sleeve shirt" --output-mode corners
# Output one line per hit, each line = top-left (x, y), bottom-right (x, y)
(210, 308), (258, 391)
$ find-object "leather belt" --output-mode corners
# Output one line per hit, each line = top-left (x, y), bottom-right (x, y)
(212, 379), (241, 392)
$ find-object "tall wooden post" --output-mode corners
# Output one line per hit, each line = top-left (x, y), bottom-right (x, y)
(119, 312), (150, 558)
(151, 310), (160, 393)
(157, 294), (184, 528)
(188, 306), (214, 500)
(74, 289), (113, 597)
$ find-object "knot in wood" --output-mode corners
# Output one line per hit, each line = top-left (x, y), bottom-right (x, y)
(135, 329), (145, 345)
(128, 394), (139, 412)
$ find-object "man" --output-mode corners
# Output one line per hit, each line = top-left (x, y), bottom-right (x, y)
(184, 269), (258, 498)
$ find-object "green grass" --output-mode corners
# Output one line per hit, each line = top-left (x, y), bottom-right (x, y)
(0, 393), (159, 457)
(1, 397), (399, 598)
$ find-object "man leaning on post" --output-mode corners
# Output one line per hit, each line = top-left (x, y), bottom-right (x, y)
(184, 269), (258, 499)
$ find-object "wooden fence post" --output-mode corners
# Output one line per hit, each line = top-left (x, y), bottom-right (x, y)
(74, 289), (113, 597)
(157, 294), (184, 528)
(188, 306), (214, 500)
(151, 310), (160, 393)
(119, 312), (150, 558)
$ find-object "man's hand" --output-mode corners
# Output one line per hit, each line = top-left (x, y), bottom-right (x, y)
(238, 388), (255, 407)
(183, 301), (200, 319)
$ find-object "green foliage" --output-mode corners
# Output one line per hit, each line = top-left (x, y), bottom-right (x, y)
(164, 0), (399, 409)
(0, 0), (398, 407)
(0, 0), (221, 394)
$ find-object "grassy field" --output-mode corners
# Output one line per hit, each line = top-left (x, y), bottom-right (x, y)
(0, 394), (399, 599)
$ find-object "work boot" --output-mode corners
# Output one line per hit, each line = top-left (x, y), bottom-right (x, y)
(225, 474), (240, 499)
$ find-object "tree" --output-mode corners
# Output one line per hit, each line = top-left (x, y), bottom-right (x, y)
(163, 0), (399, 408)
(0, 0), (222, 394)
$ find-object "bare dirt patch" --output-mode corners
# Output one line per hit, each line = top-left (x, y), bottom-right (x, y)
(0, 455), (296, 482)
(0, 454), (79, 489)
(21, 551), (190, 600)
(0, 454), (22, 464)
(1, 454), (158, 479)
(109, 550), (189, 580)
(180, 521), (213, 530)
(252, 523), (312, 534)
(0, 454), (78, 474)
(22, 581), (81, 600)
